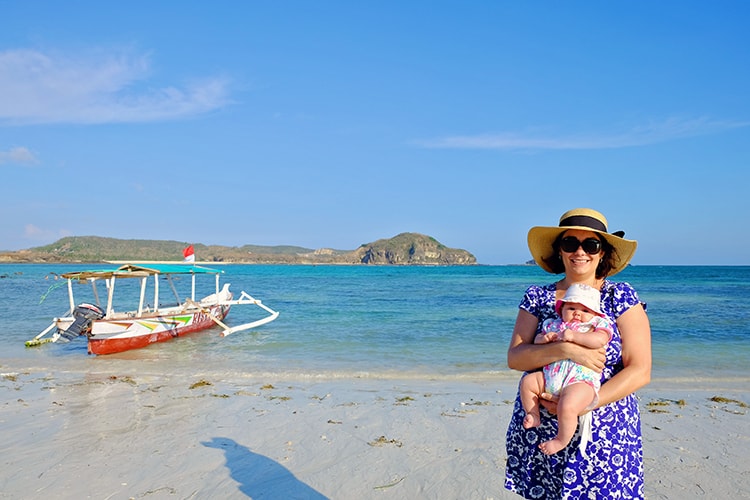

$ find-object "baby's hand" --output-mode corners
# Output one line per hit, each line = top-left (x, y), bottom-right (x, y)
(558, 328), (576, 342)
(534, 332), (558, 344)
(545, 332), (559, 343)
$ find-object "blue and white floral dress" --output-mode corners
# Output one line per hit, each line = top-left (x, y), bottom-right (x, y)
(504, 281), (646, 499)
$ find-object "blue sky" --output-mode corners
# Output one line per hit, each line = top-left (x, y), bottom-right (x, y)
(1, 2), (748, 265)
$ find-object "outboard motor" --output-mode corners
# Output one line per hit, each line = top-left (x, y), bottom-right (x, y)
(58, 303), (105, 341)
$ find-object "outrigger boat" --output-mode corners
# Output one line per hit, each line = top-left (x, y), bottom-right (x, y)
(26, 264), (279, 355)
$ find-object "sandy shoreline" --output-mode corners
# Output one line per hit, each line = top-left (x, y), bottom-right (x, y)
(1, 364), (748, 499)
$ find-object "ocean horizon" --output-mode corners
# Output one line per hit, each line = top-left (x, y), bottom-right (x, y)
(1, 263), (748, 383)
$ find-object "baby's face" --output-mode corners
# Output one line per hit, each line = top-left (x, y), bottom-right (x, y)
(561, 302), (596, 323)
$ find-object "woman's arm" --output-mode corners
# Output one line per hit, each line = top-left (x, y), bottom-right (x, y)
(507, 309), (606, 372)
(595, 303), (652, 408)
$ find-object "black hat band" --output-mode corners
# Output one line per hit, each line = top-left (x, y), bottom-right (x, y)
(559, 215), (608, 233)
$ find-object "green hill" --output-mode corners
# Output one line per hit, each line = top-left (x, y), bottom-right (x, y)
(0, 233), (476, 265)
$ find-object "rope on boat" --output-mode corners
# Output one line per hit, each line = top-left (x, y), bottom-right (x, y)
(39, 280), (67, 305)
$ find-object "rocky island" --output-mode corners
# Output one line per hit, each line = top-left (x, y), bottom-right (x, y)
(0, 233), (476, 265)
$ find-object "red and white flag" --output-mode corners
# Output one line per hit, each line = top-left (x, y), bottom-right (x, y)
(182, 245), (195, 263)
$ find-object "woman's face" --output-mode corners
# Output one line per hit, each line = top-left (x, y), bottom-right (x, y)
(559, 229), (602, 277)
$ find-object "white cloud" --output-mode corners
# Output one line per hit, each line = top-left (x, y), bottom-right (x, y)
(417, 117), (750, 150)
(24, 224), (72, 243)
(0, 48), (231, 125)
(0, 146), (38, 165)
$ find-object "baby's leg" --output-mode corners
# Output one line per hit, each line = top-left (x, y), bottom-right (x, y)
(539, 383), (596, 455)
(520, 372), (545, 429)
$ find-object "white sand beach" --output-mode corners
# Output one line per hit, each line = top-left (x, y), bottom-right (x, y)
(1, 363), (748, 499)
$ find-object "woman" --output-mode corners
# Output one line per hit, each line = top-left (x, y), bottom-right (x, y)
(504, 208), (651, 499)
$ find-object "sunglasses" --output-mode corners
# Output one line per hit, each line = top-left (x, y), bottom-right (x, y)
(560, 236), (602, 254)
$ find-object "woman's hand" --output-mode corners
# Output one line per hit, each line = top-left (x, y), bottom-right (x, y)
(541, 392), (593, 417)
(539, 392), (559, 414)
(565, 343), (606, 372)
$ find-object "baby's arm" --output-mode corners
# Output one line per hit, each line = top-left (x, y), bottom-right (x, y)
(536, 318), (563, 345)
(561, 328), (609, 348)
(558, 319), (612, 348)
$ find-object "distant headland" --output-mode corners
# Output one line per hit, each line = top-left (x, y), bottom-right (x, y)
(0, 233), (477, 265)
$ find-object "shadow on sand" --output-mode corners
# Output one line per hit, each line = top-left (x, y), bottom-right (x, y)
(202, 437), (328, 499)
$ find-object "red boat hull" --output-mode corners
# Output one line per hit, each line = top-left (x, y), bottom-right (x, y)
(86, 305), (230, 355)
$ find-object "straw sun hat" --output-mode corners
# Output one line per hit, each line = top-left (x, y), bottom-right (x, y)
(527, 208), (637, 276)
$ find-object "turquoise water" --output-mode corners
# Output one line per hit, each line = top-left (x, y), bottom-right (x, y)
(1, 264), (748, 380)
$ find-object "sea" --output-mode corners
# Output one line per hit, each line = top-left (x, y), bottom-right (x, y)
(1, 263), (748, 382)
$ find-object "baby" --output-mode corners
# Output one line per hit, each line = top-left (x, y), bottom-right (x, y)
(520, 282), (613, 455)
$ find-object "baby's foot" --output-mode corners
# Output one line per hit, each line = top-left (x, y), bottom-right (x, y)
(523, 412), (541, 429)
(539, 438), (567, 455)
